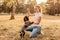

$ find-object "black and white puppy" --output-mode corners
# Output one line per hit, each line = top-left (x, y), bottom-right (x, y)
(20, 16), (34, 38)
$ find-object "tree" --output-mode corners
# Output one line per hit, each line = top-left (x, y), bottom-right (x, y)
(10, 0), (19, 20)
(40, 2), (47, 14)
(46, 0), (55, 15)
(27, 0), (37, 5)
(46, 0), (60, 15)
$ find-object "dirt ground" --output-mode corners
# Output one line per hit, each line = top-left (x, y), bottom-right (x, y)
(0, 14), (60, 40)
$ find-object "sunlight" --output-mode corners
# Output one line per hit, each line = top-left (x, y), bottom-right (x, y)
(25, 0), (47, 4)
(36, 0), (47, 4)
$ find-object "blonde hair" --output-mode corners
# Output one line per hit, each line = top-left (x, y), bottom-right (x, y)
(34, 5), (41, 12)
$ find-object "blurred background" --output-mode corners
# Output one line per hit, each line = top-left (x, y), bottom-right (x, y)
(0, 0), (60, 40)
(0, 0), (60, 16)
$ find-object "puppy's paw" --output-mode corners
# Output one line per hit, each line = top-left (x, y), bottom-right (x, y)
(20, 31), (25, 38)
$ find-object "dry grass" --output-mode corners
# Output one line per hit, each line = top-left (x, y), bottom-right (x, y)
(0, 14), (60, 40)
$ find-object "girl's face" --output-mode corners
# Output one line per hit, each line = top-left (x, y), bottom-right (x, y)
(34, 7), (40, 12)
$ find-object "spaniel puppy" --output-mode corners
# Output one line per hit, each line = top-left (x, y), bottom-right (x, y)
(20, 16), (34, 38)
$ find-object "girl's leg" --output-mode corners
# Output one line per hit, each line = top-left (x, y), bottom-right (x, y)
(26, 26), (34, 32)
(29, 26), (41, 38)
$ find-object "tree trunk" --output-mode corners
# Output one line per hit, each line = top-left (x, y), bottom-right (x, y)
(10, 1), (16, 20)
(10, 0), (19, 20)
(10, 12), (15, 20)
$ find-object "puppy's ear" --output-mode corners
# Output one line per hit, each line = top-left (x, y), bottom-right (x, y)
(24, 16), (29, 22)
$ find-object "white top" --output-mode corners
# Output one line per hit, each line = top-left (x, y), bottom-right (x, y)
(33, 12), (42, 26)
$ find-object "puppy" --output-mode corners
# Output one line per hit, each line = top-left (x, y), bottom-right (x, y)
(20, 16), (34, 38)
(24, 16), (34, 28)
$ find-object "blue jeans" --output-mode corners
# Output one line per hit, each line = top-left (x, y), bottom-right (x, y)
(26, 26), (41, 38)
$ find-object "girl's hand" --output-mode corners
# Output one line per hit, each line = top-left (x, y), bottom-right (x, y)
(27, 8), (30, 16)
(27, 8), (35, 16)
(27, 8), (30, 12)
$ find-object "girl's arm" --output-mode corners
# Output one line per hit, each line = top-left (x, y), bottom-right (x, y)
(27, 8), (35, 16)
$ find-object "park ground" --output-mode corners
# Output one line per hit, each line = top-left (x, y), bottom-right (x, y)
(0, 14), (60, 40)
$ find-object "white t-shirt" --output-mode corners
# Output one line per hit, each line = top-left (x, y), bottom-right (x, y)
(33, 12), (42, 26)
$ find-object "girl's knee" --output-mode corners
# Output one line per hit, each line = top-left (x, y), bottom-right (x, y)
(29, 28), (39, 38)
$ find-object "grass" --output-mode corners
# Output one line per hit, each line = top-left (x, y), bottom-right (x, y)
(0, 14), (60, 40)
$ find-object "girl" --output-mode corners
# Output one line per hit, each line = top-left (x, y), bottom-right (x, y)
(26, 5), (42, 38)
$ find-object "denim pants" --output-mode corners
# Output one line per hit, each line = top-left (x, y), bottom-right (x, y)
(26, 26), (41, 38)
